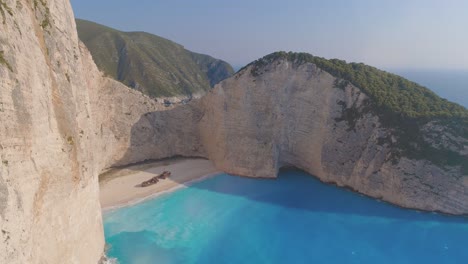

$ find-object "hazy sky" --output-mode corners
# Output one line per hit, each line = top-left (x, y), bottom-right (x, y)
(71, 0), (468, 70)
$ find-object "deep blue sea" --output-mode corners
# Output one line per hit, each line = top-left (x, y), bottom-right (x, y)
(104, 171), (468, 264)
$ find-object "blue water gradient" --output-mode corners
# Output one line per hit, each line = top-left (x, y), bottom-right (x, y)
(104, 170), (468, 264)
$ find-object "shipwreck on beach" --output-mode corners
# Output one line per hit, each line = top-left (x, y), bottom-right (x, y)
(140, 171), (172, 187)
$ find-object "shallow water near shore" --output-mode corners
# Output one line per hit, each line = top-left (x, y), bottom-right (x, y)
(103, 170), (468, 264)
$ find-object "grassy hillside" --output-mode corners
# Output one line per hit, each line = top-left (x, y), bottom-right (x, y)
(190, 52), (234, 87)
(244, 52), (468, 172)
(76, 19), (234, 98)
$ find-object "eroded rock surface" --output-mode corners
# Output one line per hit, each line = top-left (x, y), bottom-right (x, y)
(124, 59), (468, 215)
(0, 0), (164, 263)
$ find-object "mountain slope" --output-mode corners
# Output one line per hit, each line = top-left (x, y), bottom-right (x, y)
(76, 19), (234, 98)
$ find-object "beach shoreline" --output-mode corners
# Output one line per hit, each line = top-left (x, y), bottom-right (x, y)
(99, 158), (221, 211)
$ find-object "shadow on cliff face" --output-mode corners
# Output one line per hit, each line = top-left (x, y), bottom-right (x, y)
(110, 102), (207, 169)
(98, 100), (209, 187)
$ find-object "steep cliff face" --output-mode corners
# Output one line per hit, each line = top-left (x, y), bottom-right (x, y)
(0, 1), (103, 262)
(0, 1), (165, 263)
(80, 43), (169, 171)
(196, 59), (468, 214)
(124, 57), (467, 215)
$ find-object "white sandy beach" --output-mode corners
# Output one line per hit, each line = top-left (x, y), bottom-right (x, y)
(99, 158), (221, 210)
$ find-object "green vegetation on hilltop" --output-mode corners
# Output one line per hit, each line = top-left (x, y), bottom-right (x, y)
(246, 52), (468, 119)
(245, 52), (468, 172)
(76, 19), (234, 98)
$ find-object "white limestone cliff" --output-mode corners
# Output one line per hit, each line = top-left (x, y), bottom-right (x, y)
(196, 61), (468, 214)
(113, 58), (468, 215)
(0, 1), (164, 263)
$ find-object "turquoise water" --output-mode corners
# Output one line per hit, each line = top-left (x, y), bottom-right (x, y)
(104, 170), (468, 264)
